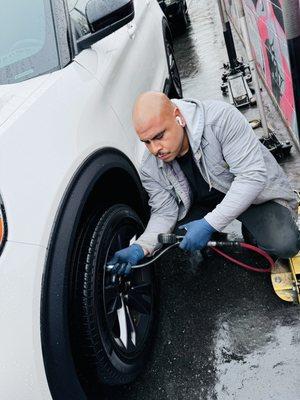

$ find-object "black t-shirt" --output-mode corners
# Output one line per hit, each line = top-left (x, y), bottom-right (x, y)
(177, 148), (225, 210)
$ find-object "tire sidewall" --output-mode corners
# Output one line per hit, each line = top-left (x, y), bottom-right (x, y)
(74, 204), (158, 383)
(165, 36), (183, 98)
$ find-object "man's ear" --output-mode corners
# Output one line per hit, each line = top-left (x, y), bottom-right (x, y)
(173, 107), (179, 117)
(174, 108), (185, 127)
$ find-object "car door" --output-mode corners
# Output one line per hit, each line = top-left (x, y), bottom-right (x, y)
(68, 0), (168, 164)
(91, 0), (167, 146)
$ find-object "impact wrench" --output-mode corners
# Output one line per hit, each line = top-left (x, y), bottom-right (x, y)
(106, 233), (275, 274)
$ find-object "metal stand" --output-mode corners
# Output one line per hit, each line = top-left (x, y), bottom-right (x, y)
(217, 0), (255, 108)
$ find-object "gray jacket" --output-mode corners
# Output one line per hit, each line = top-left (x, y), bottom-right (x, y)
(135, 98), (297, 254)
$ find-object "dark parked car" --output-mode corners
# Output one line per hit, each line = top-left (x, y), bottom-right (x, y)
(158, 0), (189, 32)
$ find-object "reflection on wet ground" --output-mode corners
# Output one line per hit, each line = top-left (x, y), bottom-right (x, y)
(102, 0), (300, 398)
(174, 0), (226, 101)
(104, 246), (300, 399)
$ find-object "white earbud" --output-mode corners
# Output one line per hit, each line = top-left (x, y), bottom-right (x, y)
(176, 116), (184, 126)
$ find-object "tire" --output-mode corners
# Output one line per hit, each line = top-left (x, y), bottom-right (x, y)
(70, 204), (158, 388)
(176, 1), (189, 34)
(178, 8), (188, 32)
(165, 35), (183, 98)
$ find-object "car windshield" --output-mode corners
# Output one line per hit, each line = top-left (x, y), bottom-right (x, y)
(0, 0), (60, 85)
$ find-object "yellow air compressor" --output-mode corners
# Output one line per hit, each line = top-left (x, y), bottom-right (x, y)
(271, 205), (300, 304)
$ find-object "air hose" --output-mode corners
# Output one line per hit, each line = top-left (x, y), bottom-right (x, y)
(209, 242), (274, 273)
(106, 234), (274, 273)
(157, 233), (274, 273)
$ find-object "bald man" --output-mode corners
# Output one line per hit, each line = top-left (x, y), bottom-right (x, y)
(108, 92), (299, 275)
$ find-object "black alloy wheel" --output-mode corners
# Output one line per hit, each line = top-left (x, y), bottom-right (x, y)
(70, 204), (158, 388)
(166, 36), (183, 98)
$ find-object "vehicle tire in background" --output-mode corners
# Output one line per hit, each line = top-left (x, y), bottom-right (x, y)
(177, 1), (189, 33)
(165, 34), (183, 98)
(70, 204), (158, 388)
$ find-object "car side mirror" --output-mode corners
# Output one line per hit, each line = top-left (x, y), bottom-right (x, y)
(77, 0), (134, 51)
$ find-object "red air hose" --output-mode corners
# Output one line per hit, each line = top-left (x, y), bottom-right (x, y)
(112, 236), (276, 273)
(210, 242), (274, 273)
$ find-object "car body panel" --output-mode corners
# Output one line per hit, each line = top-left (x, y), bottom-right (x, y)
(0, 75), (49, 128)
(0, 1), (168, 248)
(76, 0), (168, 161)
(0, 0), (169, 397)
(0, 63), (129, 247)
(0, 241), (50, 400)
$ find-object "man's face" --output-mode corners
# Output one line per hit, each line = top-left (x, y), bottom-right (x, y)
(137, 110), (186, 162)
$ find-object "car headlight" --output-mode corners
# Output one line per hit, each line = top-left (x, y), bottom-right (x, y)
(0, 197), (7, 255)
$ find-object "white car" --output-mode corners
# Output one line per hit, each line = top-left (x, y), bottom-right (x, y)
(0, 0), (182, 398)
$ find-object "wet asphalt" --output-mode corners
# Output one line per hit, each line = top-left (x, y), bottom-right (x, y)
(101, 1), (300, 398)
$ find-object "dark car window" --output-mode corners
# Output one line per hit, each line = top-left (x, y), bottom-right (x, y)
(67, 0), (91, 40)
(0, 0), (60, 85)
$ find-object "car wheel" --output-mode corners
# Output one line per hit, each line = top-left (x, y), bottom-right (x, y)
(165, 36), (182, 98)
(70, 204), (158, 388)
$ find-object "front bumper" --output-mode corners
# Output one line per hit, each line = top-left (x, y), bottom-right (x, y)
(0, 241), (51, 400)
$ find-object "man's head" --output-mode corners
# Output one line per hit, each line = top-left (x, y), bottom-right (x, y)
(132, 91), (189, 162)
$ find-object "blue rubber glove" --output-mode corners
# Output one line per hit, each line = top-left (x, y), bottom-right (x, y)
(179, 218), (216, 252)
(108, 244), (144, 276)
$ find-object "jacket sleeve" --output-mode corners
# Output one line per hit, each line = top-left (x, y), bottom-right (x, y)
(134, 168), (179, 255)
(204, 105), (268, 231)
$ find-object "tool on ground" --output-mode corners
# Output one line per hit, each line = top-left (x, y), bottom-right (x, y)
(271, 203), (300, 304)
(271, 257), (300, 304)
(217, 0), (254, 108)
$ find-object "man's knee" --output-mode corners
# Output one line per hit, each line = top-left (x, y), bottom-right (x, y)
(269, 235), (300, 258)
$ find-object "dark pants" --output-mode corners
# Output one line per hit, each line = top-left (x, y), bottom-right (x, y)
(174, 201), (300, 258)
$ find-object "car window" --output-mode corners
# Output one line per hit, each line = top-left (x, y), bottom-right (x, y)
(0, 0), (60, 85)
(67, 0), (91, 40)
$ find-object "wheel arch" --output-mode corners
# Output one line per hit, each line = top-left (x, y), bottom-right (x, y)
(40, 148), (149, 399)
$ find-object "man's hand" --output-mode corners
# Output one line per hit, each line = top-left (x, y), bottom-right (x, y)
(107, 244), (144, 276)
(179, 218), (216, 251)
